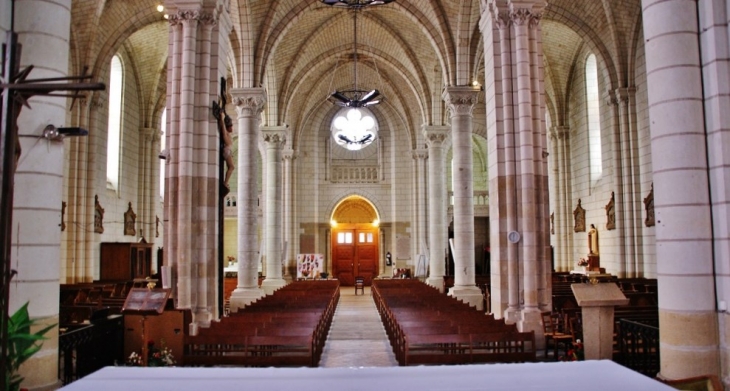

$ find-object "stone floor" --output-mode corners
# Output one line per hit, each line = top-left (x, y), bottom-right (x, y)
(319, 286), (398, 367)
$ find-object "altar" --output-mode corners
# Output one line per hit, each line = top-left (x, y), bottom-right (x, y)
(59, 360), (673, 391)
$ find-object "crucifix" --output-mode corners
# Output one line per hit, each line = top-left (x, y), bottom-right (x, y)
(0, 25), (105, 387)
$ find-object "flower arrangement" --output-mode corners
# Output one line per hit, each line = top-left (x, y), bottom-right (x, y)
(577, 257), (589, 267)
(560, 339), (584, 361)
(126, 339), (176, 367)
(227, 255), (235, 262)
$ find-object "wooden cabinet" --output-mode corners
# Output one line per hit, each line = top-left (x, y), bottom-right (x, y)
(100, 242), (154, 281)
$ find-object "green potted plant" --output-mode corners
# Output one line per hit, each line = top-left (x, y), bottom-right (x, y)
(5, 302), (55, 391)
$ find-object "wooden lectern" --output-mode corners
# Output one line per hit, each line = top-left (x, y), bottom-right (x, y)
(122, 288), (171, 366)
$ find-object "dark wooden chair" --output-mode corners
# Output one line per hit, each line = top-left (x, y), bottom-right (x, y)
(541, 311), (574, 360)
(354, 276), (364, 295)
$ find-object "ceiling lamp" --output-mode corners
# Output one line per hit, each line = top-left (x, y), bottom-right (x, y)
(322, 0), (391, 108)
(321, 0), (395, 10)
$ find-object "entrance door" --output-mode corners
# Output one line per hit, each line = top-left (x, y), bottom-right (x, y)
(332, 227), (379, 286)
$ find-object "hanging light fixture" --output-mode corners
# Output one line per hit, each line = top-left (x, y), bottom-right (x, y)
(321, 0), (395, 10)
(322, 0), (392, 150)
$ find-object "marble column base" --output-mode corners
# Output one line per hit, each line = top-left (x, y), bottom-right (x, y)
(261, 278), (288, 295)
(448, 286), (484, 310)
(229, 288), (264, 312)
(426, 276), (445, 293)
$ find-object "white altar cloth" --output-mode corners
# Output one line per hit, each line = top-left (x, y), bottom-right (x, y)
(59, 360), (672, 391)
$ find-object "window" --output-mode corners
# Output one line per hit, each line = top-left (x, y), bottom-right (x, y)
(585, 54), (602, 184)
(331, 107), (378, 151)
(106, 55), (123, 191)
(337, 232), (353, 244)
(159, 108), (166, 200)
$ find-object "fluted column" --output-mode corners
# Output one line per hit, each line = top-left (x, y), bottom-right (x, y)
(642, 0), (718, 380)
(260, 127), (287, 295)
(282, 148), (296, 281)
(443, 87), (483, 309)
(413, 148), (428, 274)
(423, 126), (450, 291)
(229, 88), (266, 311)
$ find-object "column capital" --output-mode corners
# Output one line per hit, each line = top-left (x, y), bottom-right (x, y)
(412, 148), (428, 160)
(261, 127), (287, 147)
(549, 125), (570, 140)
(231, 88), (267, 118)
(282, 148), (297, 161)
(140, 127), (161, 142)
(169, 9), (201, 26)
(442, 86), (480, 118)
(422, 125), (451, 147)
(508, 1), (545, 27)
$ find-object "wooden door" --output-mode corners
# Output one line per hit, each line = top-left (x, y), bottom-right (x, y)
(332, 226), (379, 286)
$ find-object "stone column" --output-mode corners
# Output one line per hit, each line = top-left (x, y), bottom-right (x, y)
(482, 2), (549, 337)
(229, 88), (266, 311)
(413, 148), (428, 273)
(423, 126), (450, 291)
(282, 148), (296, 281)
(642, 0), (718, 380)
(443, 87), (483, 309)
(615, 87), (640, 277)
(7, 0), (71, 388)
(260, 127), (287, 295)
(550, 126), (571, 271)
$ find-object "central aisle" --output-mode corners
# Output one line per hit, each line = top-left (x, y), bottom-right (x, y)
(319, 286), (398, 367)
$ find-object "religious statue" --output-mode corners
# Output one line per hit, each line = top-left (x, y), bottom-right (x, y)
(573, 199), (586, 232)
(605, 192), (616, 230)
(550, 212), (555, 235)
(212, 77), (234, 195)
(588, 224), (599, 255)
(124, 202), (136, 236)
(644, 183), (655, 227)
(94, 195), (105, 233)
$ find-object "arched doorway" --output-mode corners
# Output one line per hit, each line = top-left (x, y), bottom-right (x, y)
(330, 196), (380, 286)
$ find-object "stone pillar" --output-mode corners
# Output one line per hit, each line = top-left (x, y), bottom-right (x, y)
(413, 148), (428, 274)
(8, 0), (71, 389)
(642, 0), (719, 380)
(550, 126), (571, 271)
(482, 1), (549, 337)
(443, 87), (483, 309)
(282, 148), (296, 281)
(229, 88), (266, 311)
(423, 126), (450, 291)
(260, 127), (287, 295)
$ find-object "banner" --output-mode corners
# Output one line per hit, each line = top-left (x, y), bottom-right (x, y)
(296, 254), (324, 279)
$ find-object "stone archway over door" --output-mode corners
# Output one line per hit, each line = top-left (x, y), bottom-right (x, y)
(329, 195), (381, 286)
(331, 227), (379, 286)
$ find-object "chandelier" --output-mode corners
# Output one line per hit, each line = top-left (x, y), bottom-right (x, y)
(322, 0), (392, 150)
(321, 0), (395, 10)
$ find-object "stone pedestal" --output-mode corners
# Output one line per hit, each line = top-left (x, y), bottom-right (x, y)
(448, 286), (484, 311)
(571, 283), (629, 360)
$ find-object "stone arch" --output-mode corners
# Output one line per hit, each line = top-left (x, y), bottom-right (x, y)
(327, 190), (385, 224)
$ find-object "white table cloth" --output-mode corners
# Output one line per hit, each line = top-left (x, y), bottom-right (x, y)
(59, 360), (673, 391)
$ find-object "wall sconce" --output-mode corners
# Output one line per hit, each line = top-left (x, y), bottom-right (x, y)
(43, 124), (88, 141)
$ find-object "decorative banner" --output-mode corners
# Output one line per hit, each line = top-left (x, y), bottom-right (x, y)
(297, 254), (324, 279)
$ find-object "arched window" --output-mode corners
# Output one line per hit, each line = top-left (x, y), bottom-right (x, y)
(159, 108), (166, 200)
(585, 54), (602, 184)
(106, 55), (123, 191)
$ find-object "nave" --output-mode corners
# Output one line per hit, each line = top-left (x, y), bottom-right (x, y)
(319, 287), (397, 368)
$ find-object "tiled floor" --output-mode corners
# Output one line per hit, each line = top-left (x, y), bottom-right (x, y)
(319, 287), (398, 368)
